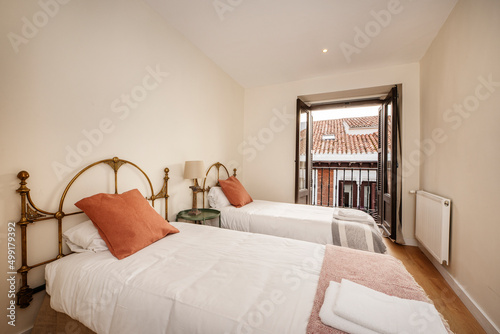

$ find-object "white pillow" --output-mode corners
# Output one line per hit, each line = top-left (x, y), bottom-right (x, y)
(63, 220), (108, 253)
(207, 186), (231, 208)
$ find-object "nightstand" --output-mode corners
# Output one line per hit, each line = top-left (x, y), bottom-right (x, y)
(176, 208), (221, 228)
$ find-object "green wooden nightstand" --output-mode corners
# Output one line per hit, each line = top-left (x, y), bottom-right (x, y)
(176, 208), (221, 227)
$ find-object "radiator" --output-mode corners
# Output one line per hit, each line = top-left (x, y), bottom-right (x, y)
(415, 190), (451, 265)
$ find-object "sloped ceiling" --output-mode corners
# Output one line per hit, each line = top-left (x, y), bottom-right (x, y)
(144, 0), (457, 88)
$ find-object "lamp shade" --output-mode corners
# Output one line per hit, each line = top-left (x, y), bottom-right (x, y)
(184, 160), (205, 180)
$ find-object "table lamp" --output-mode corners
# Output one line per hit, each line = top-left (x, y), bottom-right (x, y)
(184, 160), (205, 215)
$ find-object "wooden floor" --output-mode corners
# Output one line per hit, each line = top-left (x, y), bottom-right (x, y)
(384, 238), (486, 334)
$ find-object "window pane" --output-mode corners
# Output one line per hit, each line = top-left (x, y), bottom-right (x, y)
(299, 111), (308, 190)
(385, 103), (392, 193)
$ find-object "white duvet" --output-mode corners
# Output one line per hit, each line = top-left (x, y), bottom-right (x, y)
(219, 200), (339, 244)
(46, 222), (325, 334)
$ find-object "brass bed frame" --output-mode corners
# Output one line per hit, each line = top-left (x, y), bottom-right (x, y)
(15, 157), (170, 308)
(201, 162), (236, 208)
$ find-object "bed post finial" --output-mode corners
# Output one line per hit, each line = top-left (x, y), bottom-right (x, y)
(17, 170), (29, 187)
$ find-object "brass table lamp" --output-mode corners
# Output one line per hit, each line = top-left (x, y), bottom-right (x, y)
(184, 160), (205, 215)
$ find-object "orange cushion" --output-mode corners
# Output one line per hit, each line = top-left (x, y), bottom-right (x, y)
(219, 176), (253, 208)
(75, 189), (179, 259)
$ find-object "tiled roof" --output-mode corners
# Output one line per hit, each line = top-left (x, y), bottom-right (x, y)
(312, 116), (378, 155)
(343, 116), (378, 129)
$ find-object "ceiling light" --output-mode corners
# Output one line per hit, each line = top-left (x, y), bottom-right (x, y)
(322, 49), (328, 53)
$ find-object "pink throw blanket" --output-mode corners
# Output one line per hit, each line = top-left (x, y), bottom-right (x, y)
(306, 244), (452, 334)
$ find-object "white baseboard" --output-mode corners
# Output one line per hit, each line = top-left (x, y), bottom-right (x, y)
(417, 243), (500, 334)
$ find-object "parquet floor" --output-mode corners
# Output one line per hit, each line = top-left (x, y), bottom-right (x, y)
(384, 238), (487, 334)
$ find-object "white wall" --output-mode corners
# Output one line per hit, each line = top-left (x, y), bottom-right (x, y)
(420, 0), (500, 330)
(0, 0), (244, 332)
(243, 63), (420, 244)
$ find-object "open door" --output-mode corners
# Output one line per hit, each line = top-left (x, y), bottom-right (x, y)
(378, 86), (399, 239)
(295, 99), (312, 204)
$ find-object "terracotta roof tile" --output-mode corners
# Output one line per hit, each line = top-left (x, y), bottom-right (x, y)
(344, 116), (378, 128)
(311, 116), (379, 155)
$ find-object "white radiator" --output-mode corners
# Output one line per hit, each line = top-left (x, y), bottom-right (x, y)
(415, 190), (451, 265)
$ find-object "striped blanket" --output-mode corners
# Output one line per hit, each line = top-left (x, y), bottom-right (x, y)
(331, 217), (386, 253)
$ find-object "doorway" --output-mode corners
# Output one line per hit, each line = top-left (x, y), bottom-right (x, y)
(295, 85), (401, 239)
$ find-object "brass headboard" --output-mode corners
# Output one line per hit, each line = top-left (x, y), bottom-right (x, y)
(16, 157), (170, 308)
(201, 162), (237, 208)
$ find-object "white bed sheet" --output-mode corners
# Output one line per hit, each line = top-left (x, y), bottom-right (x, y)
(219, 200), (345, 244)
(46, 222), (325, 334)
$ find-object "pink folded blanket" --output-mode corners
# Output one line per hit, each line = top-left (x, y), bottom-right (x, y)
(306, 244), (452, 334)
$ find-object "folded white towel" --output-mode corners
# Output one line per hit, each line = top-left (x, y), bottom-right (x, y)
(334, 279), (448, 334)
(338, 209), (367, 218)
(319, 281), (378, 334)
(332, 208), (373, 223)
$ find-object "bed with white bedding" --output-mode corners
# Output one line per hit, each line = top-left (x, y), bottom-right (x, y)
(46, 222), (324, 334)
(211, 195), (386, 253)
(203, 163), (386, 254)
(220, 200), (384, 250)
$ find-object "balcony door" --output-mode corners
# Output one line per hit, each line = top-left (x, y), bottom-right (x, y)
(295, 99), (312, 204)
(378, 86), (400, 239)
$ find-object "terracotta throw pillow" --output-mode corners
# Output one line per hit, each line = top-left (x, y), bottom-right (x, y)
(219, 176), (253, 208)
(75, 189), (179, 259)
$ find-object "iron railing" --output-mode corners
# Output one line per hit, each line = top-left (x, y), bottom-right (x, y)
(311, 166), (378, 217)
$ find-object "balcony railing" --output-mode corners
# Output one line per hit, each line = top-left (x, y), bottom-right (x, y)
(311, 165), (378, 217)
